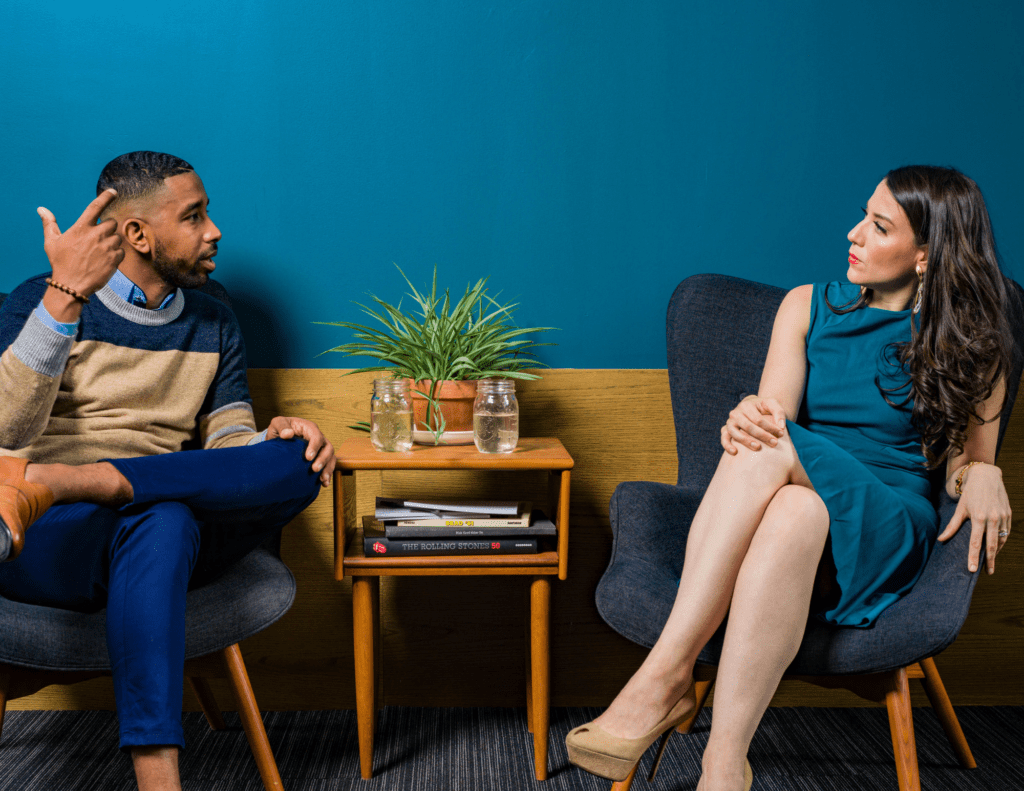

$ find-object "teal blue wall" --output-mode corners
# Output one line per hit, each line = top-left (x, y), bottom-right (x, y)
(5, 1), (1023, 368)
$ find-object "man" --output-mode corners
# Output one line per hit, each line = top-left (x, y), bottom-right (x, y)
(0, 151), (334, 791)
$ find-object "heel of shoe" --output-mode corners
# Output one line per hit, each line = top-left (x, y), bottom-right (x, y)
(0, 519), (11, 562)
(646, 728), (674, 781)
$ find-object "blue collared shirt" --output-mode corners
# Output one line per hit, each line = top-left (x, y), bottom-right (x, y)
(35, 270), (176, 336)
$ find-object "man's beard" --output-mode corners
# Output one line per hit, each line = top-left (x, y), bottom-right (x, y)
(152, 240), (212, 289)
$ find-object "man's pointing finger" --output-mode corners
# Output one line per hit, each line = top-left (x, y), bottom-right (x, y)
(76, 188), (118, 227)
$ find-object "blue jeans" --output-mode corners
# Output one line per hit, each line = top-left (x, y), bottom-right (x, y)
(0, 438), (320, 749)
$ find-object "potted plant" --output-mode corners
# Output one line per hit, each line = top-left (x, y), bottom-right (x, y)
(318, 265), (555, 444)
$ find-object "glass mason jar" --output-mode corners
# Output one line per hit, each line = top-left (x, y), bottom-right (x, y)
(370, 379), (413, 452)
(473, 378), (519, 453)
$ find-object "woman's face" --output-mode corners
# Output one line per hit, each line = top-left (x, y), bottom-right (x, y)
(847, 180), (928, 293)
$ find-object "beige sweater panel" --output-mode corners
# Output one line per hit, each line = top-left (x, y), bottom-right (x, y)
(1, 340), (236, 465)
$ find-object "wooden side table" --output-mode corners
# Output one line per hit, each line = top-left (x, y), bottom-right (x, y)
(332, 436), (574, 780)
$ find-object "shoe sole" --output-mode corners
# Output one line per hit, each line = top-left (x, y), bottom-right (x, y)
(566, 742), (637, 781)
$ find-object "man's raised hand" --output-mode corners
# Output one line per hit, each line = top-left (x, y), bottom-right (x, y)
(38, 188), (125, 300)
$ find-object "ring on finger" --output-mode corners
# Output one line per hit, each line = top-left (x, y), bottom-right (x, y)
(999, 530), (1010, 537)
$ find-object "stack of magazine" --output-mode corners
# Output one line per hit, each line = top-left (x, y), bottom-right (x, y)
(362, 498), (555, 556)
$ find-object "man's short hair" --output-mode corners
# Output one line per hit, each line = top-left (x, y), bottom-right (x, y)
(96, 151), (194, 206)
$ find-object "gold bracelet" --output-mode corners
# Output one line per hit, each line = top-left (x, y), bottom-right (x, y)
(45, 277), (89, 304)
(955, 461), (984, 497)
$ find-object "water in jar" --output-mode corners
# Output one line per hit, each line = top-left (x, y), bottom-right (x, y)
(371, 409), (413, 452)
(371, 378), (413, 452)
(473, 411), (519, 453)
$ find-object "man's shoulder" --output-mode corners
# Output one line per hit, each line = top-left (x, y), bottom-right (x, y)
(1, 273), (51, 315)
(179, 287), (240, 330)
(3, 273), (51, 299)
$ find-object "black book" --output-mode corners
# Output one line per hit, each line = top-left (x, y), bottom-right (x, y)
(362, 522), (540, 557)
(378, 509), (557, 539)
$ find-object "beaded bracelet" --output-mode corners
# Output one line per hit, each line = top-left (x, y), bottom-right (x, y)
(45, 278), (90, 304)
(955, 461), (984, 497)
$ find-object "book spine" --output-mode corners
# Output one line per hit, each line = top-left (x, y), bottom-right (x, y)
(364, 537), (539, 556)
(392, 517), (530, 528)
(384, 524), (555, 538)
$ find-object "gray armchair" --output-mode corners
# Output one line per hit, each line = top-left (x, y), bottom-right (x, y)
(595, 274), (1024, 791)
(0, 281), (295, 791)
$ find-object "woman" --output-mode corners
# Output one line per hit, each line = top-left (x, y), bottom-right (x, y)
(566, 166), (1014, 790)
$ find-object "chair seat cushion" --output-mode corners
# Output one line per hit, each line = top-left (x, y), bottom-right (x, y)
(0, 548), (295, 671)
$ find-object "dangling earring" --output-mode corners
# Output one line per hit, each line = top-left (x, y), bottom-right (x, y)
(912, 267), (924, 315)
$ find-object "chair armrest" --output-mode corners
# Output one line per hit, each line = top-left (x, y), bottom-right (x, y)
(608, 481), (703, 579)
(595, 481), (703, 647)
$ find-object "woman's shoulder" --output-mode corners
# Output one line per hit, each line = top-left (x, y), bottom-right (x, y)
(774, 285), (814, 338)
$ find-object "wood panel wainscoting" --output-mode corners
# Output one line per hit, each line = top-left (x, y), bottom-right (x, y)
(9, 369), (1024, 713)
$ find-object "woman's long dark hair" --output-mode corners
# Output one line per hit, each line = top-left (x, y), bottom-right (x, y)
(832, 165), (1014, 469)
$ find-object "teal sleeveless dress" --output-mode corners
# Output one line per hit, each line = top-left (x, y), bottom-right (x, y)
(788, 282), (938, 628)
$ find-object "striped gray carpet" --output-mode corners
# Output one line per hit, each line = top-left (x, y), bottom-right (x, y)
(0, 706), (1021, 790)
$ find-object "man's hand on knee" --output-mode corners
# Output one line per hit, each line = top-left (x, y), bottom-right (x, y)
(266, 416), (336, 486)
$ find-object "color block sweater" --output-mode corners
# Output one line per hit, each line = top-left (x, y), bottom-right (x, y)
(0, 274), (262, 465)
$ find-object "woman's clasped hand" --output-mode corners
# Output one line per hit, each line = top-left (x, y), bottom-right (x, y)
(721, 394), (786, 454)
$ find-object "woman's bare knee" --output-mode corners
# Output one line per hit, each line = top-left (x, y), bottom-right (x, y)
(761, 485), (830, 546)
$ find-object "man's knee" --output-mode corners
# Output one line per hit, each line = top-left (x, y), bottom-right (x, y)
(257, 438), (322, 500)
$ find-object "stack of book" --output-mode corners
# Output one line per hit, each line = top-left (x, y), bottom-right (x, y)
(362, 498), (555, 556)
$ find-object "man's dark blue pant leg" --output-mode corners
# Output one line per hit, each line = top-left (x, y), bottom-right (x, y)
(0, 438), (320, 750)
(0, 500), (200, 749)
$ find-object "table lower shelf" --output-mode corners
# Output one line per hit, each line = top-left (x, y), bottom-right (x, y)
(342, 528), (559, 576)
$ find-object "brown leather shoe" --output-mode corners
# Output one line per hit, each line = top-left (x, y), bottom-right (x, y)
(0, 457), (55, 562)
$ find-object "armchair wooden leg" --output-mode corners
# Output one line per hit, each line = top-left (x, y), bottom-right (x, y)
(222, 644), (284, 791)
(884, 667), (920, 791)
(188, 677), (226, 731)
(0, 666), (11, 743)
(608, 761), (639, 791)
(677, 678), (714, 735)
(918, 657), (976, 769)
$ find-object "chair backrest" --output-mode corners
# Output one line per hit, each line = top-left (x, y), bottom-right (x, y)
(666, 275), (786, 491)
(666, 273), (1024, 492)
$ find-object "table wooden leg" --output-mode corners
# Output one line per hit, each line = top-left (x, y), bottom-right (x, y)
(372, 575), (383, 734)
(524, 581), (534, 734)
(529, 576), (551, 781)
(353, 576), (380, 780)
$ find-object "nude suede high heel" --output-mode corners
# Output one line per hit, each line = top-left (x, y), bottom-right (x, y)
(565, 680), (697, 781)
(0, 457), (55, 562)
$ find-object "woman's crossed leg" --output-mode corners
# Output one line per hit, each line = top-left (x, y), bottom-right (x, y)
(592, 431), (830, 790)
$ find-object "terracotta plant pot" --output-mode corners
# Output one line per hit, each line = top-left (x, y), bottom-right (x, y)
(408, 379), (478, 440)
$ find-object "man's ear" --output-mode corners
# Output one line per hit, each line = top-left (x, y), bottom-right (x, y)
(122, 218), (152, 255)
